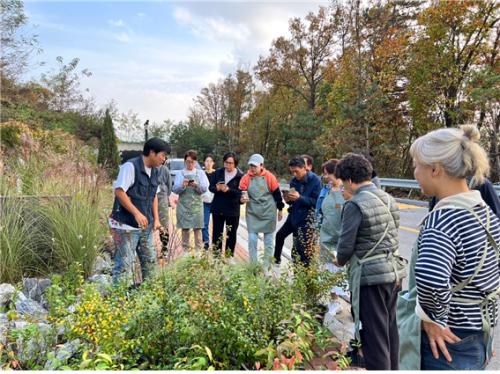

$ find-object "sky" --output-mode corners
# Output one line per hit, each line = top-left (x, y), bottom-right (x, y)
(23, 0), (328, 127)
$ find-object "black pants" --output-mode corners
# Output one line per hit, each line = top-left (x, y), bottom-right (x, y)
(274, 217), (314, 266)
(211, 213), (239, 257)
(358, 282), (400, 370)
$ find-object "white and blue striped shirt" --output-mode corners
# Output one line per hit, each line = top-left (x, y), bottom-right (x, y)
(415, 205), (500, 330)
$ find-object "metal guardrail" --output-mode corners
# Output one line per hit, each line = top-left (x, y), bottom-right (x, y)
(380, 178), (500, 196)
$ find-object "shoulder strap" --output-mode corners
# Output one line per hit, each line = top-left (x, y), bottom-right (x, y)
(451, 207), (497, 293)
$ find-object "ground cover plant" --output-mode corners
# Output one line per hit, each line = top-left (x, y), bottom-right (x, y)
(1, 256), (349, 370)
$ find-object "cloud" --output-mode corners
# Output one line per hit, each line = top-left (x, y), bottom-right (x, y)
(113, 31), (132, 43)
(171, 2), (326, 74)
(108, 19), (126, 27)
(173, 6), (250, 42)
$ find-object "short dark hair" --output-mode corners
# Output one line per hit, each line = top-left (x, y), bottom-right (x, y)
(322, 159), (339, 174)
(289, 156), (305, 168)
(301, 154), (313, 167)
(143, 138), (170, 156)
(204, 153), (215, 162)
(184, 149), (198, 161)
(335, 153), (373, 183)
(223, 152), (238, 167)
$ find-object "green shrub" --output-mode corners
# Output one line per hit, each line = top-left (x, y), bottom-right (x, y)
(121, 255), (341, 370)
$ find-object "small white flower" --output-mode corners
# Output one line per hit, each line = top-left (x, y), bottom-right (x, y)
(51, 237), (55, 243)
(77, 234), (83, 240)
(81, 246), (86, 249)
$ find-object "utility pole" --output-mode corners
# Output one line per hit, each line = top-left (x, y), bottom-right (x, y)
(144, 120), (149, 141)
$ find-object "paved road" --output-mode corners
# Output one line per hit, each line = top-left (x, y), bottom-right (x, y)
(236, 201), (499, 370)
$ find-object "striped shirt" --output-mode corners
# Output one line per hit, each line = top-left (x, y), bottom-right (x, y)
(415, 204), (500, 330)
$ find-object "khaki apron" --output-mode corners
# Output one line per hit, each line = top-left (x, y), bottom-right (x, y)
(319, 189), (344, 260)
(396, 239), (421, 370)
(176, 172), (204, 229)
(246, 176), (277, 234)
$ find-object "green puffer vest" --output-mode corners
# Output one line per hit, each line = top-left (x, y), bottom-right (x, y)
(350, 187), (404, 286)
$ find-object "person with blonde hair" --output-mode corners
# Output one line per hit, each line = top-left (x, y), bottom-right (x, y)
(403, 125), (500, 370)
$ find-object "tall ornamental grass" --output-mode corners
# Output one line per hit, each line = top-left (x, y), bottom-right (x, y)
(0, 197), (49, 283)
(38, 191), (108, 278)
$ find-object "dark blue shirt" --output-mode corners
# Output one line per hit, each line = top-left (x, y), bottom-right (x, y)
(288, 171), (322, 228)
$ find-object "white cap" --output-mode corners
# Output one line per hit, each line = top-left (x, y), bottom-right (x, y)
(248, 153), (264, 166)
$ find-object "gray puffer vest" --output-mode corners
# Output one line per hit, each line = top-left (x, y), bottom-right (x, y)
(350, 186), (406, 286)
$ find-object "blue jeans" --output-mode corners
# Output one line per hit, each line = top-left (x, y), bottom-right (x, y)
(111, 228), (157, 286)
(202, 202), (211, 248)
(248, 232), (274, 268)
(421, 328), (487, 370)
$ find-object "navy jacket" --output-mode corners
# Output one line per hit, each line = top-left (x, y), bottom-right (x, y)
(287, 171), (322, 228)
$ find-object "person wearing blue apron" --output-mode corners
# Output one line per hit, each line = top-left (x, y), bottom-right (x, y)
(333, 153), (407, 370)
(239, 154), (284, 270)
(317, 159), (345, 263)
(172, 150), (209, 252)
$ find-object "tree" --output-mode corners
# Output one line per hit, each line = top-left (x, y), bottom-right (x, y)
(222, 70), (254, 149)
(255, 6), (339, 110)
(0, 0), (41, 79)
(40, 56), (92, 112)
(407, 0), (499, 129)
(168, 121), (220, 159)
(98, 109), (120, 178)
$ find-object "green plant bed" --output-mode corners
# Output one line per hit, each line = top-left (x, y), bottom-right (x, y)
(3, 257), (350, 370)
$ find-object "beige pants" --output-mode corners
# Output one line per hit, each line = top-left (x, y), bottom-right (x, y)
(181, 228), (203, 252)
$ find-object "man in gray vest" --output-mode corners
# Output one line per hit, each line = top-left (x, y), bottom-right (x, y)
(157, 159), (172, 258)
(109, 137), (170, 286)
(334, 153), (406, 370)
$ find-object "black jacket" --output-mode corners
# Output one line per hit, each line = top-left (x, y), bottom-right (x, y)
(429, 178), (500, 218)
(209, 167), (243, 217)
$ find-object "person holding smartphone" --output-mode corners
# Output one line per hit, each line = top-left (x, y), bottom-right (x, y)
(172, 150), (209, 252)
(209, 152), (243, 259)
(239, 154), (284, 270)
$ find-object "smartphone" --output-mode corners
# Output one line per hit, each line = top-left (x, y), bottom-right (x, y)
(217, 181), (225, 185)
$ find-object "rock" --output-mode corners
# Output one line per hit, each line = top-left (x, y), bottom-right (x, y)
(0, 313), (8, 345)
(44, 339), (81, 370)
(0, 283), (16, 306)
(14, 291), (48, 319)
(323, 298), (354, 343)
(22, 278), (51, 306)
(91, 255), (113, 275)
(88, 274), (112, 295)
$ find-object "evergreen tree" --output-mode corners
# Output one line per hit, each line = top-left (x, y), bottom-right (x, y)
(98, 109), (120, 178)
